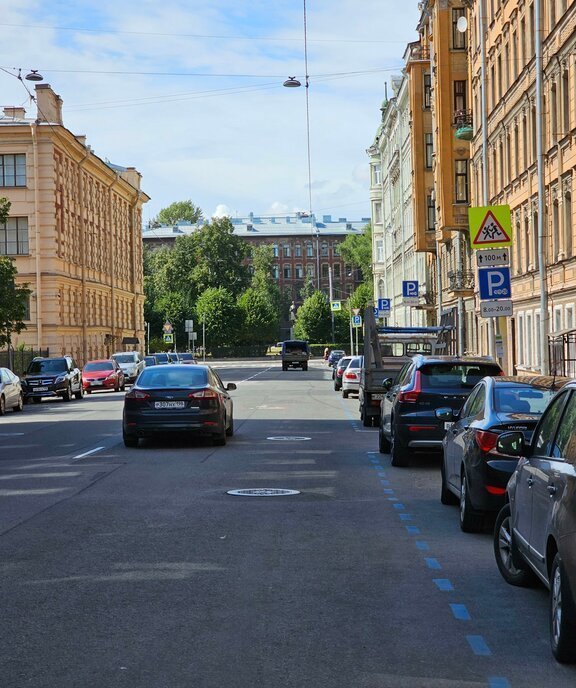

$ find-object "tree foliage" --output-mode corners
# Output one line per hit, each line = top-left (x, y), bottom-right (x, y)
(0, 257), (31, 348)
(294, 291), (332, 342)
(196, 287), (242, 348)
(338, 222), (373, 280)
(0, 197), (10, 224)
(151, 200), (203, 226)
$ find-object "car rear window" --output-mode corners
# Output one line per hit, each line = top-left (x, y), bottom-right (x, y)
(348, 358), (362, 369)
(420, 363), (501, 389)
(113, 354), (136, 364)
(84, 361), (113, 371)
(495, 387), (557, 414)
(138, 367), (208, 388)
(28, 359), (67, 374)
(283, 341), (308, 353)
(153, 353), (170, 363)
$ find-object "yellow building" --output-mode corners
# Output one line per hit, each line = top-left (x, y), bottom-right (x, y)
(468, 0), (576, 374)
(0, 84), (149, 365)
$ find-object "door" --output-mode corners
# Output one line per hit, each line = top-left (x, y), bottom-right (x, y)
(448, 384), (486, 490)
(382, 363), (412, 437)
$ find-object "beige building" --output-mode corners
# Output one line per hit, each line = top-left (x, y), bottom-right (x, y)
(468, 0), (576, 374)
(0, 84), (149, 365)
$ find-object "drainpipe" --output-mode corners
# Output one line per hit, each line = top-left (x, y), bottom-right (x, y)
(130, 191), (143, 348)
(30, 123), (42, 351)
(107, 174), (119, 353)
(77, 149), (90, 364)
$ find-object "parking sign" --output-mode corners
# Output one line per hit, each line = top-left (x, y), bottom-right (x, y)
(402, 281), (419, 305)
(478, 267), (511, 300)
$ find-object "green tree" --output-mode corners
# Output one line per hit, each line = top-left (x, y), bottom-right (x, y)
(196, 287), (242, 349)
(0, 197), (10, 224)
(237, 288), (279, 344)
(300, 276), (316, 301)
(348, 282), (374, 312)
(151, 200), (203, 226)
(0, 256), (31, 349)
(294, 291), (331, 343)
(338, 222), (373, 281)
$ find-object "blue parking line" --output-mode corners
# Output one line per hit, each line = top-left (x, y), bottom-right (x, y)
(406, 526), (421, 534)
(380, 479), (390, 485)
(399, 513), (412, 521)
(383, 489), (394, 494)
(377, 472), (387, 477)
(433, 579), (454, 591)
(450, 604), (471, 620)
(425, 558), (441, 570)
(415, 541), (429, 550)
(488, 678), (511, 688)
(466, 635), (492, 656)
(387, 497), (398, 501)
(393, 503), (405, 509)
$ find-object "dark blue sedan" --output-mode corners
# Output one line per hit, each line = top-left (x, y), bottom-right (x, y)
(438, 375), (570, 532)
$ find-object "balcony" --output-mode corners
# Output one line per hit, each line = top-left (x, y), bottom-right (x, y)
(447, 270), (475, 297)
(453, 110), (473, 141)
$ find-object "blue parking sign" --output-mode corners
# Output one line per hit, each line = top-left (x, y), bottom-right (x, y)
(378, 298), (391, 311)
(402, 281), (419, 298)
(478, 267), (511, 300)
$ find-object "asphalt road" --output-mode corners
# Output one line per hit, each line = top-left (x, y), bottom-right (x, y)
(0, 360), (575, 688)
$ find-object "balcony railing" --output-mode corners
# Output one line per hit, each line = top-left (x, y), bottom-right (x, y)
(453, 110), (473, 141)
(447, 270), (475, 295)
(409, 45), (430, 61)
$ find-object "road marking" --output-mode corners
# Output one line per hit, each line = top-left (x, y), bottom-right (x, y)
(450, 604), (471, 621)
(488, 678), (511, 688)
(415, 541), (429, 551)
(0, 433), (25, 437)
(433, 579), (454, 591)
(406, 526), (421, 535)
(380, 479), (390, 485)
(466, 635), (492, 656)
(0, 472), (81, 480)
(0, 488), (70, 496)
(393, 503), (405, 509)
(425, 558), (442, 570)
(74, 446), (104, 459)
(383, 489), (394, 494)
(399, 514), (412, 521)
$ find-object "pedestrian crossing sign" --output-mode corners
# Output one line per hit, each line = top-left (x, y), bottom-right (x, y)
(469, 205), (513, 249)
(331, 300), (342, 311)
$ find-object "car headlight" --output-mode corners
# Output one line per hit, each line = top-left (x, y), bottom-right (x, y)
(55, 375), (66, 383)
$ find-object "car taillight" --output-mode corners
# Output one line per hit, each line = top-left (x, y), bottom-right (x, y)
(485, 485), (506, 495)
(474, 429), (499, 453)
(188, 389), (219, 399)
(397, 371), (422, 403)
(125, 389), (150, 400)
(344, 371), (358, 380)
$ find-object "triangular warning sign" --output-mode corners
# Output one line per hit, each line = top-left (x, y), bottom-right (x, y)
(471, 210), (512, 247)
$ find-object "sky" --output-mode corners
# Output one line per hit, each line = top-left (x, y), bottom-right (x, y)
(1, 1), (420, 224)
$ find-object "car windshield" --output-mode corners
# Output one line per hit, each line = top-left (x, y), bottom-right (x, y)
(27, 359), (67, 374)
(144, 357), (157, 365)
(179, 353), (194, 361)
(113, 354), (135, 364)
(347, 358), (362, 369)
(338, 358), (352, 368)
(284, 341), (308, 353)
(84, 361), (113, 372)
(495, 387), (557, 414)
(138, 367), (208, 388)
(420, 363), (501, 389)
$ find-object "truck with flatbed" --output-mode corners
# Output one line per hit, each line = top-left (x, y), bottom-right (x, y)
(358, 306), (447, 426)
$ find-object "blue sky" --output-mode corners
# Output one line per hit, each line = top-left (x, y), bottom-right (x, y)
(1, 1), (419, 223)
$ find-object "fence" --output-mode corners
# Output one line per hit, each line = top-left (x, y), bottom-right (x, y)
(0, 348), (50, 375)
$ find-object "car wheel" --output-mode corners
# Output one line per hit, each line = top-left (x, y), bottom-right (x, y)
(282, 364), (287, 371)
(459, 473), (484, 532)
(302, 363), (308, 371)
(63, 384), (72, 402)
(226, 414), (234, 437)
(32, 397), (42, 404)
(493, 504), (537, 587)
(114, 382), (120, 392)
(378, 424), (391, 454)
(213, 422), (227, 446)
(74, 386), (83, 400)
(550, 552), (576, 663)
(123, 431), (139, 448)
(0, 395), (5, 416)
(342, 389), (349, 399)
(121, 380), (126, 391)
(13, 393), (24, 413)
(86, 389), (92, 394)
(440, 461), (458, 505)
(390, 427), (409, 467)
(362, 411), (372, 427)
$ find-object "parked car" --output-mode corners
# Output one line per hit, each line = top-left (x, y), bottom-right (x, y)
(378, 355), (503, 466)
(167, 352), (180, 363)
(0, 367), (24, 414)
(328, 349), (346, 367)
(21, 356), (83, 403)
(281, 340), (309, 371)
(111, 351), (145, 383)
(342, 356), (363, 398)
(493, 379), (576, 663)
(122, 364), (236, 448)
(439, 375), (569, 532)
(178, 352), (197, 364)
(151, 352), (171, 365)
(82, 359), (126, 394)
(144, 355), (159, 367)
(333, 356), (353, 391)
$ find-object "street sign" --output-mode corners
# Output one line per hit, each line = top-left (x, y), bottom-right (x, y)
(162, 321), (173, 334)
(476, 249), (510, 267)
(469, 205), (513, 249)
(480, 299), (513, 318)
(331, 300), (342, 312)
(378, 298), (391, 311)
(184, 319), (194, 332)
(478, 267), (512, 300)
(402, 280), (419, 305)
(352, 315), (362, 327)
(352, 308), (361, 316)
(373, 307), (379, 317)
(163, 333), (174, 343)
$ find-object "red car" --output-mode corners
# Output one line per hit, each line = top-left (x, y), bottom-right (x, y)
(82, 359), (126, 394)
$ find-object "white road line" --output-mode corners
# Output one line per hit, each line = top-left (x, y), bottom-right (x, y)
(0, 472), (82, 480)
(73, 446), (105, 459)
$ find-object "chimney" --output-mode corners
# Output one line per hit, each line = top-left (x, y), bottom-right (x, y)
(35, 84), (63, 125)
(3, 106), (26, 119)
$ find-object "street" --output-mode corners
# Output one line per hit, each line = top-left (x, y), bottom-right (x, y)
(0, 360), (575, 688)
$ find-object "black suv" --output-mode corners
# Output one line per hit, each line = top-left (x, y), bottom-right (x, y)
(22, 356), (84, 403)
(378, 355), (503, 466)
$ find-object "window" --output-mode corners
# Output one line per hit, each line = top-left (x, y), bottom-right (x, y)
(306, 264), (315, 278)
(295, 244), (302, 257)
(272, 244), (279, 257)
(511, 32), (517, 81)
(551, 81), (558, 145)
(562, 70), (570, 134)
(321, 243), (328, 257)
(526, 313), (533, 366)
(564, 182), (573, 256)
(295, 264), (303, 279)
(452, 8), (467, 49)
(427, 195), (436, 230)
(333, 243), (341, 257)
(376, 239), (384, 263)
(272, 265), (279, 279)
(424, 74), (432, 109)
(0, 154), (26, 187)
(282, 264), (291, 279)
(0, 217), (29, 255)
(455, 160), (469, 203)
(372, 164), (381, 185)
(306, 243), (314, 257)
(425, 134), (433, 169)
(321, 264), (329, 279)
(283, 244), (291, 258)
(454, 81), (467, 113)
(373, 201), (382, 224)
(517, 314), (524, 365)
(333, 264), (341, 279)
(533, 391), (568, 457)
(553, 394), (576, 464)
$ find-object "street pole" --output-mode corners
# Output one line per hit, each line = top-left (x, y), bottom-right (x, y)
(202, 316), (206, 362)
(349, 304), (354, 355)
(328, 266), (335, 343)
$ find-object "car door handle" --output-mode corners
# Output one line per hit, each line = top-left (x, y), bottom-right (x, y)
(547, 484), (557, 496)
(527, 477), (534, 487)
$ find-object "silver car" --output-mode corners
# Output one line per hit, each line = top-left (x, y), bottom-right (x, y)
(111, 351), (145, 384)
(341, 356), (363, 399)
(0, 367), (24, 414)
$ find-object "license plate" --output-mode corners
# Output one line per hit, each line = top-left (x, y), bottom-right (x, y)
(33, 387), (48, 392)
(91, 380), (103, 386)
(444, 422), (454, 430)
(371, 394), (384, 400)
(154, 401), (186, 409)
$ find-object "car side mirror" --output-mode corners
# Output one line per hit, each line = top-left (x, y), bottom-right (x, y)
(496, 431), (526, 456)
(382, 378), (393, 390)
(226, 383), (237, 391)
(435, 407), (455, 422)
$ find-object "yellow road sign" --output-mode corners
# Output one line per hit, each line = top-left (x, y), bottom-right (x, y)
(331, 300), (342, 311)
(468, 205), (513, 249)
(163, 333), (174, 344)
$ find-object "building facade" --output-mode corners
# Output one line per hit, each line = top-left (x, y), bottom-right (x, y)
(0, 84), (149, 365)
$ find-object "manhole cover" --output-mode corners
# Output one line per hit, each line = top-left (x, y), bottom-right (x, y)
(227, 488), (301, 497)
(266, 436), (311, 441)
